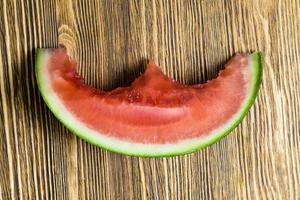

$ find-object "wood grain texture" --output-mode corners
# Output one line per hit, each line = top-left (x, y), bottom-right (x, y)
(0, 0), (300, 199)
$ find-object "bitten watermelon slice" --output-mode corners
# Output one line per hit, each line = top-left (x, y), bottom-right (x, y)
(35, 47), (262, 157)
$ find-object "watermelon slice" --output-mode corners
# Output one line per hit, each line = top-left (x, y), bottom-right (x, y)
(35, 47), (262, 157)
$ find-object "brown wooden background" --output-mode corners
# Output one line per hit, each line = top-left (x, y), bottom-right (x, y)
(0, 0), (300, 199)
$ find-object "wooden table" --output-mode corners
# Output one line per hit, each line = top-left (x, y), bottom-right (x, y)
(0, 0), (299, 199)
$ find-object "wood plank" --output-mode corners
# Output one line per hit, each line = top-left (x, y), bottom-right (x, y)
(0, 0), (299, 199)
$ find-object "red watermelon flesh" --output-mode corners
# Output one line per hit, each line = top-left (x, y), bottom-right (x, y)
(36, 47), (262, 156)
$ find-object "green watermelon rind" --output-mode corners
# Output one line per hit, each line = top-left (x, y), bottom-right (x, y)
(35, 50), (263, 157)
